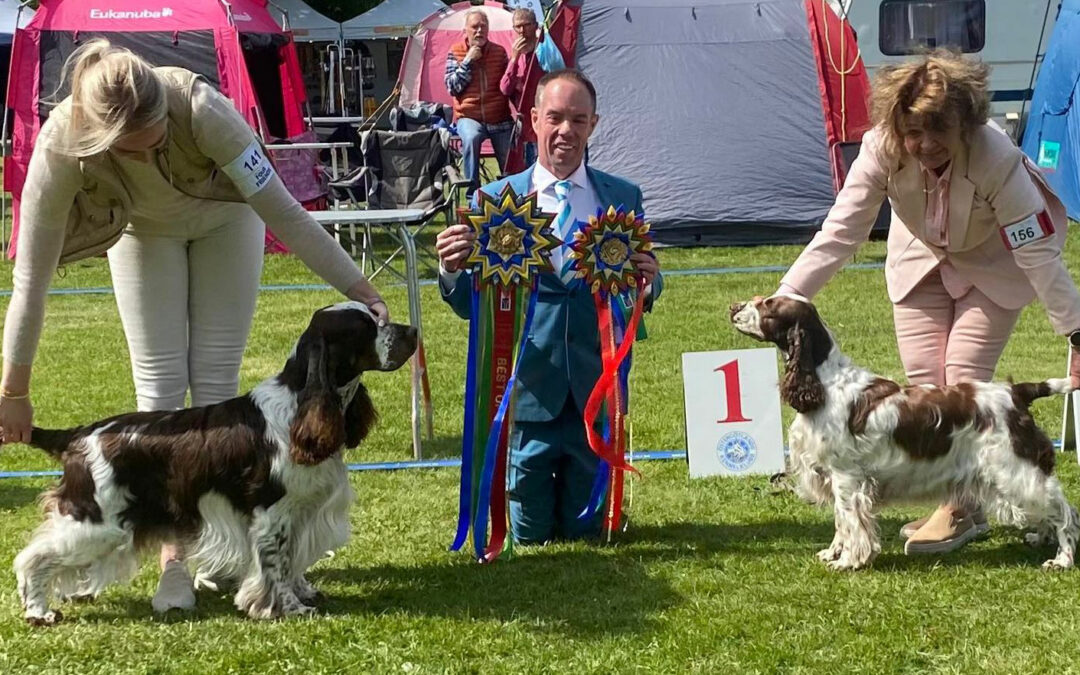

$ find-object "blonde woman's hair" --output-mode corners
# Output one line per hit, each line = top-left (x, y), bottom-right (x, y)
(55, 39), (167, 157)
(870, 48), (991, 159)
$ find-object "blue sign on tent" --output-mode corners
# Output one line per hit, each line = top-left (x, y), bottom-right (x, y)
(1022, 0), (1080, 221)
(1038, 140), (1062, 171)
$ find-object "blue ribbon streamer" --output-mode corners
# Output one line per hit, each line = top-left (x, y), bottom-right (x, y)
(472, 285), (540, 560)
(614, 295), (632, 413)
(580, 458), (610, 520)
(450, 279), (483, 552)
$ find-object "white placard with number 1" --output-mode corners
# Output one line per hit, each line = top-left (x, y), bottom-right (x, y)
(682, 348), (786, 478)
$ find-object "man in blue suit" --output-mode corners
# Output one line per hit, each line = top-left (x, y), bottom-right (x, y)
(436, 69), (662, 543)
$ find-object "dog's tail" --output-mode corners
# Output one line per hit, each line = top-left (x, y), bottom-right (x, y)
(27, 427), (77, 460)
(1011, 378), (1072, 407)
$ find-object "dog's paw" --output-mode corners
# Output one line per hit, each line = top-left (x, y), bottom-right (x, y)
(283, 603), (317, 617)
(25, 609), (63, 626)
(267, 589), (317, 618)
(817, 546), (842, 562)
(293, 578), (321, 605)
(826, 554), (871, 571)
(1042, 553), (1075, 571)
(58, 592), (97, 604)
(280, 594), (317, 617)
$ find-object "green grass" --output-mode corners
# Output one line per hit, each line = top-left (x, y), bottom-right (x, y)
(0, 230), (1078, 673)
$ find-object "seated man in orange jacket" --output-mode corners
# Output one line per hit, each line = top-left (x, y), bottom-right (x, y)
(444, 9), (513, 197)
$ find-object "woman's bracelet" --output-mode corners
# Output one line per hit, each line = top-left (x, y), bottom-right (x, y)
(0, 388), (29, 401)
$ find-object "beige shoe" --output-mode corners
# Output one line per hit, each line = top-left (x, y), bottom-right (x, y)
(899, 514), (931, 540)
(904, 508), (979, 555)
(900, 506), (989, 540)
(152, 560), (196, 613)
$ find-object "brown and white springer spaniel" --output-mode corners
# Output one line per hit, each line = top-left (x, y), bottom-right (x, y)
(730, 294), (1078, 571)
(14, 302), (416, 625)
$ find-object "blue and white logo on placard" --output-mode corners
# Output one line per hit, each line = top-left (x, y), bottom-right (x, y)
(717, 431), (757, 472)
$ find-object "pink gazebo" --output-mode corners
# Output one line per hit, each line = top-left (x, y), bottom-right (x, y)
(4, 0), (308, 255)
(397, 0), (515, 108)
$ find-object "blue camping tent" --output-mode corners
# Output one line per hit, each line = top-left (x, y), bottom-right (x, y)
(1022, 0), (1080, 221)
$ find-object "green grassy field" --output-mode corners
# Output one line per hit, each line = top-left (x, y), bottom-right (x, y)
(1, 230), (1080, 673)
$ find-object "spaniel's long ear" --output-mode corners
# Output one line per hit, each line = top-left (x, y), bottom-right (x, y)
(780, 325), (826, 413)
(343, 382), (378, 449)
(290, 336), (345, 465)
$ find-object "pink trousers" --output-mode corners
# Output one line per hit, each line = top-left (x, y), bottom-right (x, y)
(892, 269), (1021, 386)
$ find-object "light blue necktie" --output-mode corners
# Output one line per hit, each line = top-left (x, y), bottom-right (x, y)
(552, 179), (576, 284)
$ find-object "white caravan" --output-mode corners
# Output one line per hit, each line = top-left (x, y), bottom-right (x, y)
(831, 0), (1059, 139)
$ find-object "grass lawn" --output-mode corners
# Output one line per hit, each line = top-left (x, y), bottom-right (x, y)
(1, 228), (1080, 673)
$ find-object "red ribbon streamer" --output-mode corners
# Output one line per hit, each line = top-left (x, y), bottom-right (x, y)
(583, 280), (647, 474)
(483, 286), (518, 561)
(601, 306), (626, 535)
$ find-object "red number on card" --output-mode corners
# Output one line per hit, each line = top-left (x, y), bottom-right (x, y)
(715, 359), (751, 423)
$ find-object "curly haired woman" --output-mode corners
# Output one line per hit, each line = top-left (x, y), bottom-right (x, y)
(777, 49), (1080, 555)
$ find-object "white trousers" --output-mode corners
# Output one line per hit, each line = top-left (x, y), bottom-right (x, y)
(107, 203), (265, 411)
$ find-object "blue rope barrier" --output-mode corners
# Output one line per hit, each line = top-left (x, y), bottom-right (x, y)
(0, 262), (887, 297)
(0, 451), (688, 479)
(4, 444), (1074, 480)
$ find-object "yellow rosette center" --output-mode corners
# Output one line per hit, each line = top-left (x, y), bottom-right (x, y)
(599, 237), (629, 267)
(489, 219), (527, 260)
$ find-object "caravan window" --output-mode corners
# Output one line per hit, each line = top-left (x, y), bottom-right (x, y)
(879, 0), (986, 55)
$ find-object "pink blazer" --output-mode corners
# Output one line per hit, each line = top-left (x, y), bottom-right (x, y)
(781, 123), (1080, 334)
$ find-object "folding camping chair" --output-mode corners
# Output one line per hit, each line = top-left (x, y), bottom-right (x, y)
(328, 125), (468, 280)
(387, 101), (502, 190)
(390, 101), (503, 193)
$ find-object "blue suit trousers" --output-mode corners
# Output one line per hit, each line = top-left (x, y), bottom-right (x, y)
(509, 398), (602, 543)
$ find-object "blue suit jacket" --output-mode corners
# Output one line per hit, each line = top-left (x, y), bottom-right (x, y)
(441, 165), (663, 423)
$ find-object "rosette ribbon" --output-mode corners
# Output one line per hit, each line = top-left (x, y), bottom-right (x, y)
(567, 205), (653, 537)
(449, 184), (558, 563)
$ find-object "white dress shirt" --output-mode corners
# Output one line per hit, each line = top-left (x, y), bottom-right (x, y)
(531, 160), (601, 275)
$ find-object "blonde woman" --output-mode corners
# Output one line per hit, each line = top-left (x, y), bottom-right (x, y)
(778, 49), (1080, 555)
(0, 41), (387, 611)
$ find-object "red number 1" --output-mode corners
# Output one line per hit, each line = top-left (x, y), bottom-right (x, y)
(715, 359), (751, 423)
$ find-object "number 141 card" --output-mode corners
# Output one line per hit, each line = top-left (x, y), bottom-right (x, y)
(682, 348), (786, 478)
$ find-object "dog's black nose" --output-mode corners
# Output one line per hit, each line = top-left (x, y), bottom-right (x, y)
(729, 302), (746, 320)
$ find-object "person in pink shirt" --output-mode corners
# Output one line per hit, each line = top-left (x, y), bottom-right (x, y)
(500, 7), (566, 170)
(778, 49), (1080, 556)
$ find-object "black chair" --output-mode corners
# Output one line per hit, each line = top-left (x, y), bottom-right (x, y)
(328, 126), (468, 279)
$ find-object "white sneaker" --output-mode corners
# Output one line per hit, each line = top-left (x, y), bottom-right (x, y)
(152, 560), (196, 613)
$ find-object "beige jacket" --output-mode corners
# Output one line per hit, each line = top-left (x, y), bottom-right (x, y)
(781, 123), (1080, 334)
(5, 68), (365, 367)
(29, 67), (258, 264)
